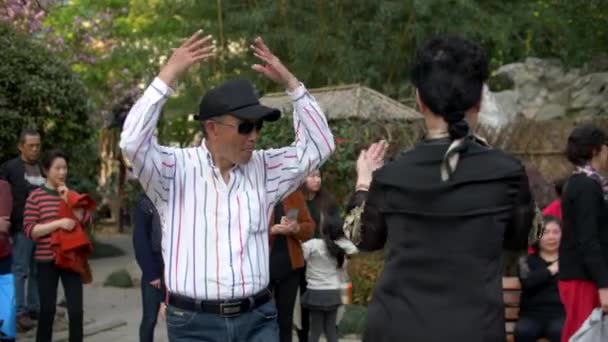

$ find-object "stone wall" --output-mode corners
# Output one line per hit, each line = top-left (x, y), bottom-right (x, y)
(487, 57), (608, 123)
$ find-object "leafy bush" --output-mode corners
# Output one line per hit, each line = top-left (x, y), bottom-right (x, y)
(338, 304), (368, 337)
(0, 22), (98, 197)
(347, 252), (385, 305)
(257, 116), (425, 204)
(103, 269), (133, 288)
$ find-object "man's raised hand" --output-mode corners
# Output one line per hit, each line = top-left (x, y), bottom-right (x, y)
(251, 37), (299, 91)
(158, 30), (215, 87)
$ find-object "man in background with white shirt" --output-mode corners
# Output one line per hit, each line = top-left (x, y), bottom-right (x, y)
(120, 30), (335, 341)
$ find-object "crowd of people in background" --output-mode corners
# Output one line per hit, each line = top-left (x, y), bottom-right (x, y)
(1, 132), (93, 342)
(0, 32), (607, 342)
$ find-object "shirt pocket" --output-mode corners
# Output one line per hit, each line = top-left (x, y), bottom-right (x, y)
(235, 183), (267, 235)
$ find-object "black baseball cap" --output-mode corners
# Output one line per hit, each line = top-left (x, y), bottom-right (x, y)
(196, 79), (281, 122)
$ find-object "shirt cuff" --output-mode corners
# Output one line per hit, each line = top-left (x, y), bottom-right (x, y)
(286, 83), (306, 101)
(148, 77), (175, 98)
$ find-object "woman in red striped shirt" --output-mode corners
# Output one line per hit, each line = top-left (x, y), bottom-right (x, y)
(23, 150), (85, 342)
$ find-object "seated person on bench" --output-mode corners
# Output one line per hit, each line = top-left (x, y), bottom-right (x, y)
(515, 216), (564, 342)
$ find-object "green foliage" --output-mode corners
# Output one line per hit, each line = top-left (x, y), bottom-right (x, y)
(338, 305), (369, 337)
(488, 73), (516, 92)
(0, 22), (98, 195)
(38, 0), (606, 116)
(157, 114), (200, 148)
(38, 0), (608, 151)
(103, 269), (134, 288)
(347, 252), (385, 305)
(219, 0), (608, 101)
(258, 116), (424, 204)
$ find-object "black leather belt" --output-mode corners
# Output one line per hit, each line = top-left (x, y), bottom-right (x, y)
(168, 289), (271, 318)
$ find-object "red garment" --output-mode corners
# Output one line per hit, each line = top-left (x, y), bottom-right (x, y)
(542, 199), (562, 220)
(50, 191), (96, 284)
(0, 180), (12, 258)
(527, 199), (563, 254)
(558, 280), (600, 342)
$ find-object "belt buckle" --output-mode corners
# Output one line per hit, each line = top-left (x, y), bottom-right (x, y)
(219, 301), (242, 318)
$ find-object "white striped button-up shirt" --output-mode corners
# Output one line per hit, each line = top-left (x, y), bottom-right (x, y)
(120, 77), (335, 300)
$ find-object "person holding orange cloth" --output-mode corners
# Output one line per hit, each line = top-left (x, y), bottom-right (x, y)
(23, 150), (93, 342)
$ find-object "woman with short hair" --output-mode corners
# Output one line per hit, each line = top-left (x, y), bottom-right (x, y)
(559, 124), (608, 342)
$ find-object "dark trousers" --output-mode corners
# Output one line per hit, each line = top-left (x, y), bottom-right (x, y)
(514, 315), (564, 342)
(36, 262), (83, 342)
(297, 267), (309, 342)
(139, 280), (163, 342)
(309, 309), (338, 342)
(270, 270), (301, 342)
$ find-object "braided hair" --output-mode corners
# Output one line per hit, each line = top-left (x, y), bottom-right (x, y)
(411, 36), (489, 181)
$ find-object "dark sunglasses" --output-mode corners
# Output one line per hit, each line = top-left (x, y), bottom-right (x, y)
(212, 119), (263, 135)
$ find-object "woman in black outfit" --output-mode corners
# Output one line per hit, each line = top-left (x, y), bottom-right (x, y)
(343, 36), (536, 342)
(515, 216), (564, 342)
(559, 124), (608, 341)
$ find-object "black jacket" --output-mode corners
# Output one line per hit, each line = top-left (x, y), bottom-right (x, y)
(559, 173), (608, 288)
(133, 193), (163, 282)
(0, 157), (43, 235)
(517, 254), (564, 319)
(348, 137), (535, 342)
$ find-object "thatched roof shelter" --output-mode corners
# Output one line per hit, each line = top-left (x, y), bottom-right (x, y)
(260, 84), (422, 121)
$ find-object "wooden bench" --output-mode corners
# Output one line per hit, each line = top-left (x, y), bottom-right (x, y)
(503, 277), (550, 342)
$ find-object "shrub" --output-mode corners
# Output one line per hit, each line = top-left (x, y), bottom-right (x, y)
(0, 22), (98, 196)
(257, 116), (425, 205)
(347, 252), (385, 305)
(338, 304), (368, 337)
(103, 269), (133, 288)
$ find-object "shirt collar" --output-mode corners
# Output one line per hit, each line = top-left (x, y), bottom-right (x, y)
(41, 184), (59, 196)
(200, 139), (241, 172)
